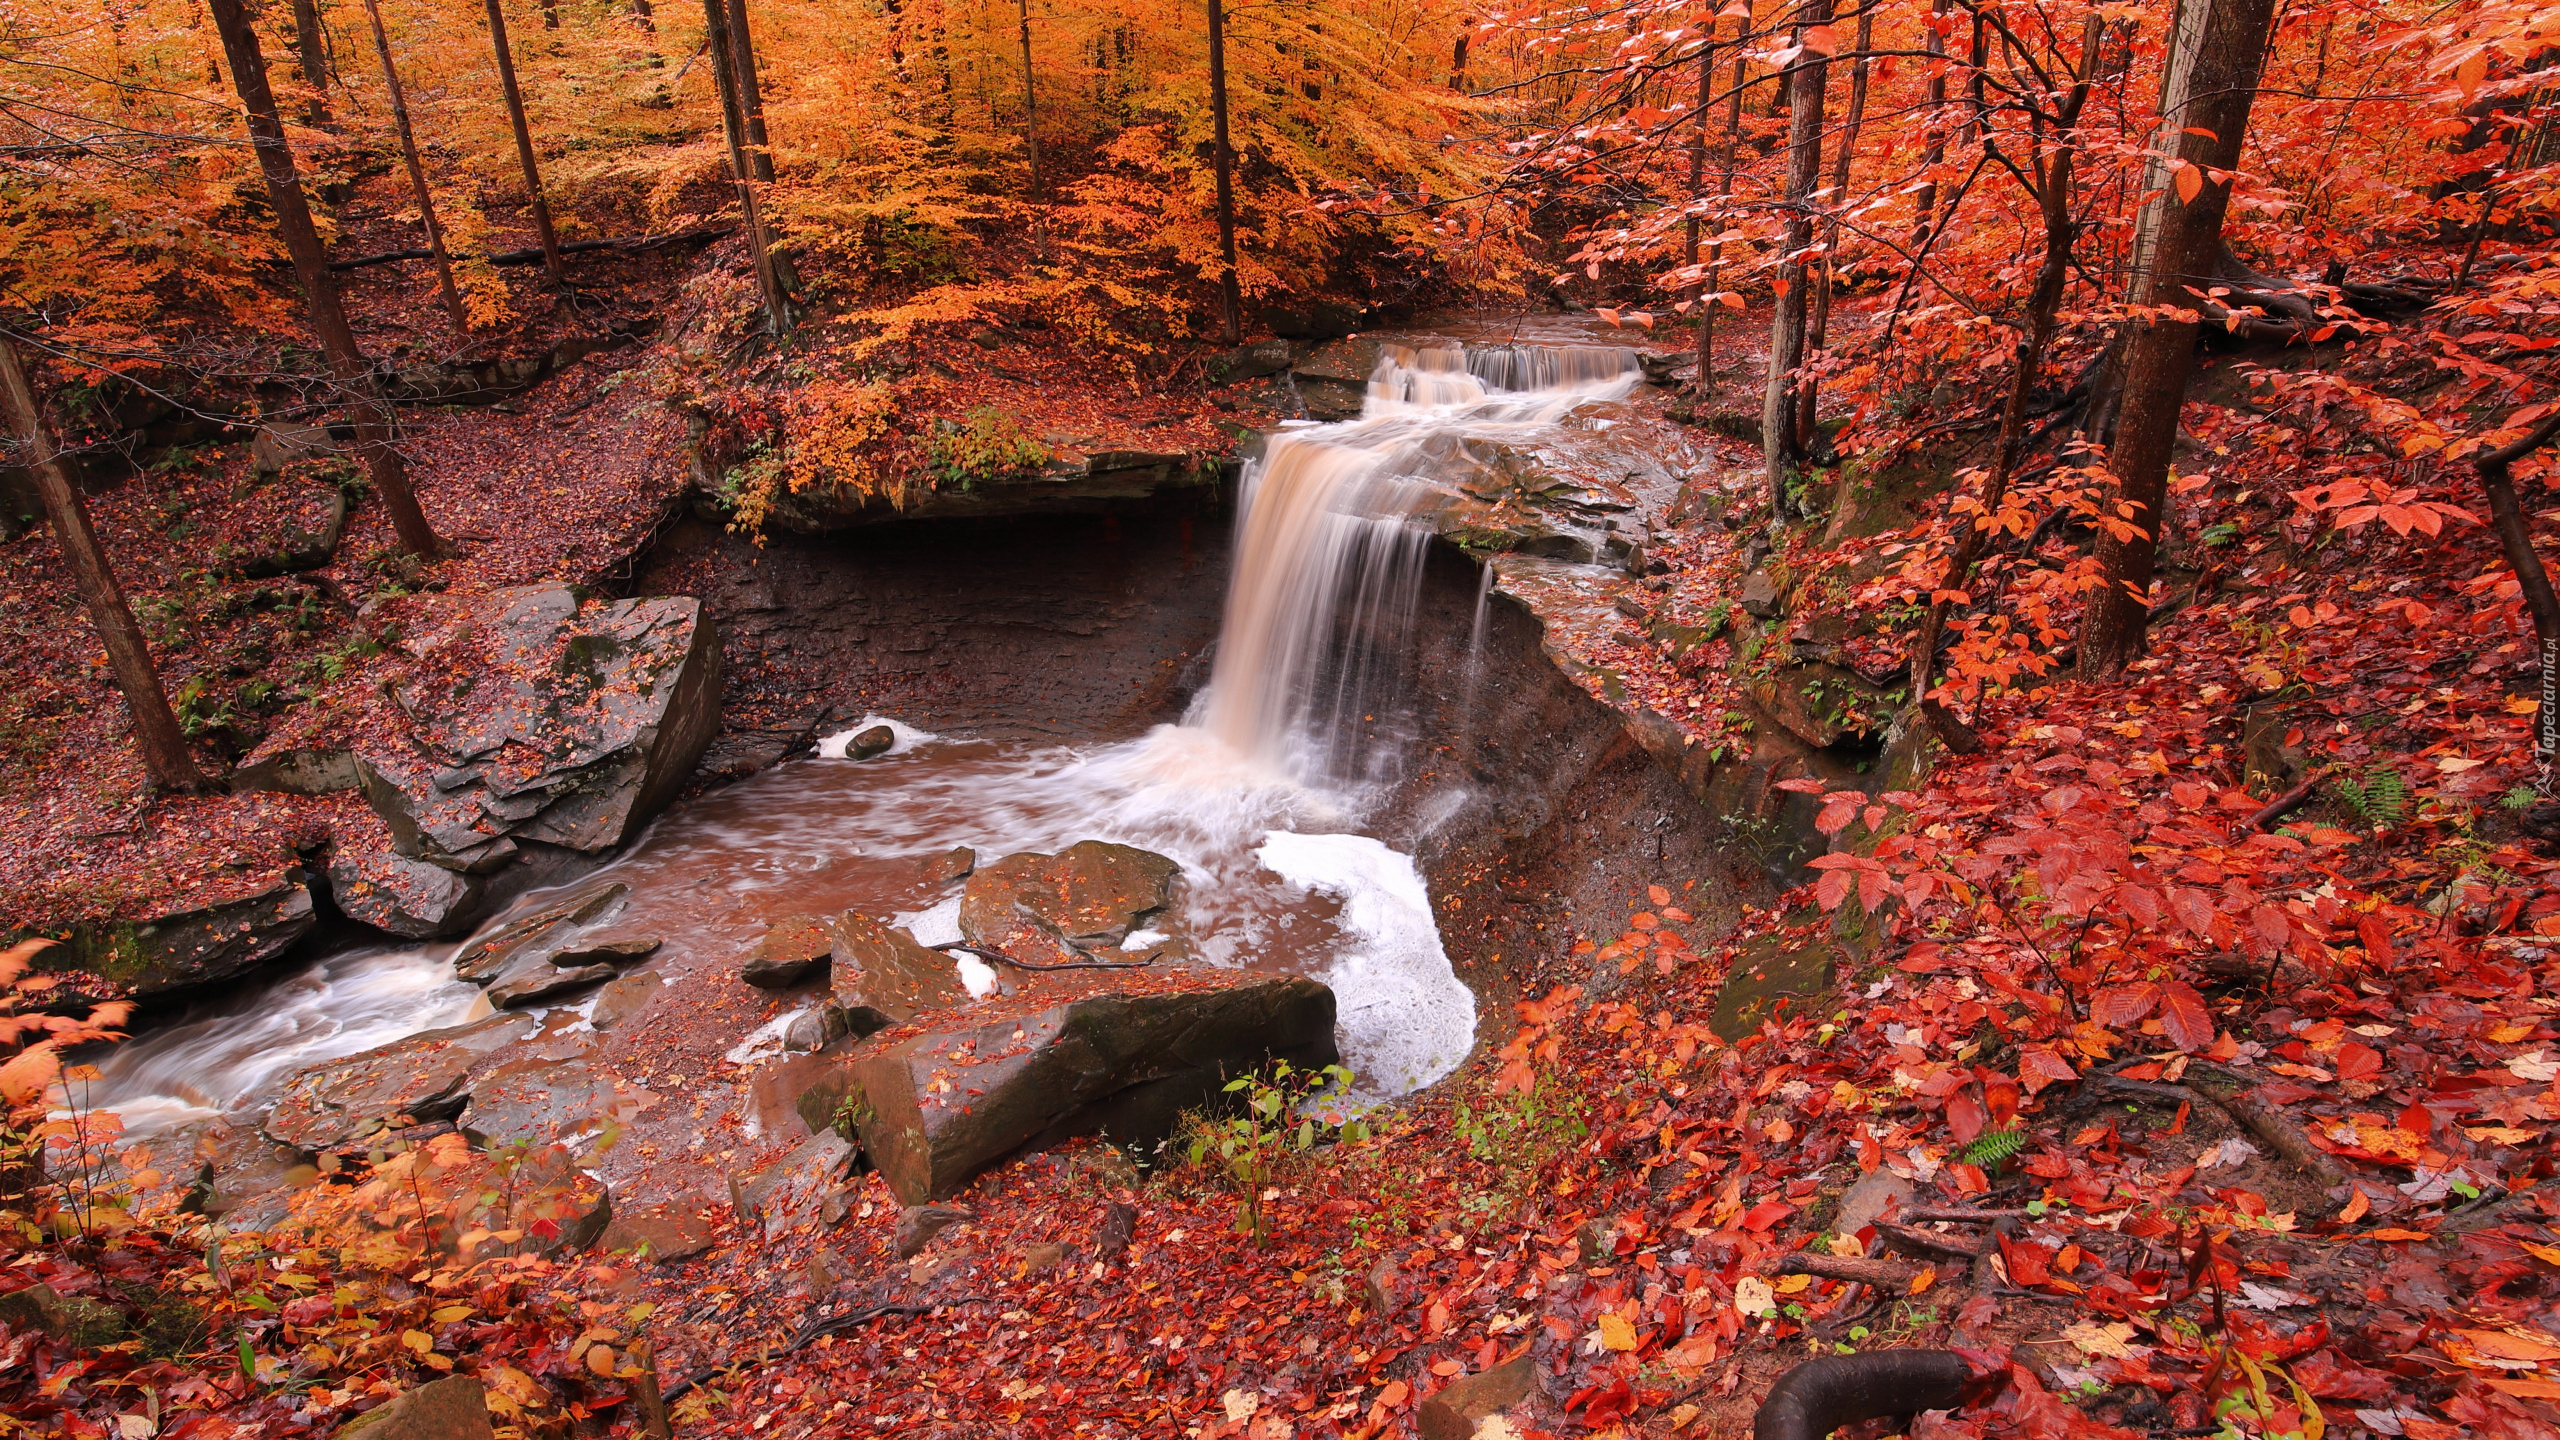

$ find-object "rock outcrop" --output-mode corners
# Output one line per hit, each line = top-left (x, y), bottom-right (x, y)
(328, 846), (486, 939)
(847, 974), (1339, 1204)
(355, 585), (721, 875)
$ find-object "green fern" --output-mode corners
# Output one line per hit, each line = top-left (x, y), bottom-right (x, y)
(2333, 765), (2408, 831)
(1960, 1125), (2028, 1171)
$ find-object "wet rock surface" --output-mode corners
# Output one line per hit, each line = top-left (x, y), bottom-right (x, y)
(355, 584), (721, 874)
(848, 973), (1338, 1203)
(265, 1012), (537, 1151)
(958, 840), (1180, 966)
(824, 911), (971, 1030)
(328, 846), (487, 938)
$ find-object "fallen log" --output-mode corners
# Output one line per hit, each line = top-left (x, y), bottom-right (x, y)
(1753, 1351), (1971, 1440)
(1778, 1254), (1933, 1291)
(328, 225), (734, 272)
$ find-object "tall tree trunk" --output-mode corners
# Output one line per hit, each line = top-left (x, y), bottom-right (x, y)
(2077, 0), (2280, 675)
(1910, 13), (2104, 706)
(2473, 414), (2560, 786)
(360, 0), (469, 334)
(1682, 27), (1712, 377)
(482, 0), (567, 286)
(0, 340), (210, 794)
(291, 0), (332, 125)
(700, 0), (791, 333)
(1912, 0), (1948, 244)
(631, 0), (655, 33)
(1207, 0), (1242, 344)
(1696, 46), (1745, 398)
(1803, 7), (1873, 452)
(1451, 24), (1469, 90)
(207, 0), (442, 559)
(725, 0), (776, 183)
(1760, 0), (1835, 517)
(1017, 0), (1042, 194)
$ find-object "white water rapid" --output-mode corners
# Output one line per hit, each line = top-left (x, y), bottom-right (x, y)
(85, 334), (1646, 1132)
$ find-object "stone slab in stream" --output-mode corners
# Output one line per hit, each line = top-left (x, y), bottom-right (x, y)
(353, 584), (722, 875)
(958, 840), (1180, 966)
(847, 973), (1339, 1204)
(264, 1011), (537, 1151)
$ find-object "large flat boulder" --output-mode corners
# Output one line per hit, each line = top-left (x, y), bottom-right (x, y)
(849, 975), (1338, 1204)
(354, 585), (720, 874)
(265, 1012), (536, 1152)
(959, 841), (1178, 966)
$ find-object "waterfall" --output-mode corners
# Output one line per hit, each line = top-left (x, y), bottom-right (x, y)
(1195, 338), (1641, 785)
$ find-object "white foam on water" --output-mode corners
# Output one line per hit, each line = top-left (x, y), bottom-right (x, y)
(895, 895), (965, 948)
(1122, 928), (1168, 951)
(1253, 830), (1475, 1100)
(816, 714), (940, 758)
(953, 954), (1000, 999)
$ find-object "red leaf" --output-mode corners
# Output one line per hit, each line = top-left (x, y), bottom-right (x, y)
(2089, 983), (2160, 1029)
(2335, 1041), (2383, 1081)
(1946, 1088), (1988, 1143)
(2159, 982), (2215, 1052)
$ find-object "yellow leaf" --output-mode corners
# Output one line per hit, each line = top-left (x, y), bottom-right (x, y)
(2467, 1126), (2537, 1145)
(1597, 1313), (1639, 1351)
(587, 1343), (618, 1376)
(1908, 1266), (1937, 1295)
(429, 1305), (473, 1323)
(1773, 1273), (1813, 1294)
(2520, 1241), (2560, 1268)
(2489, 1022), (2536, 1043)
(401, 1329), (434, 1354)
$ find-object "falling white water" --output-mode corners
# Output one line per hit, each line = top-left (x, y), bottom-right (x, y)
(1196, 340), (1641, 784)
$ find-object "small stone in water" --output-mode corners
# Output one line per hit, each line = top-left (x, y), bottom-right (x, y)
(848, 725), (896, 760)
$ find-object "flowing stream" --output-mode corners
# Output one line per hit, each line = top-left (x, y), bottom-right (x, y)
(88, 335), (1647, 1135)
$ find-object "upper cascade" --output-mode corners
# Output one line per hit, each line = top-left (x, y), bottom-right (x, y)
(1366, 341), (1641, 408)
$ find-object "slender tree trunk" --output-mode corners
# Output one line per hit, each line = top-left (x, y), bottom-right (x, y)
(1696, 47), (1745, 398)
(725, 0), (776, 183)
(1912, 0), (1948, 244)
(1760, 0), (1835, 516)
(0, 339), (210, 793)
(631, 0), (655, 33)
(1207, 0), (1242, 343)
(700, 0), (791, 333)
(2079, 0), (2280, 675)
(1803, 7), (1873, 452)
(2474, 413), (2560, 786)
(1451, 25), (1469, 90)
(360, 0), (469, 334)
(1682, 27), (1712, 378)
(1911, 13), (2103, 704)
(1017, 0), (1042, 194)
(207, 0), (442, 559)
(291, 0), (333, 125)
(483, 0), (567, 286)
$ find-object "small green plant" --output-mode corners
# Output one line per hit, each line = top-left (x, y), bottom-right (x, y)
(1959, 1124), (2028, 1171)
(927, 407), (1051, 491)
(2504, 786), (2542, 811)
(1183, 1060), (1369, 1247)
(2332, 764), (2409, 831)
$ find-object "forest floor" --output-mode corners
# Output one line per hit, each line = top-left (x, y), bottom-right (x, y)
(9, 226), (2560, 1440)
